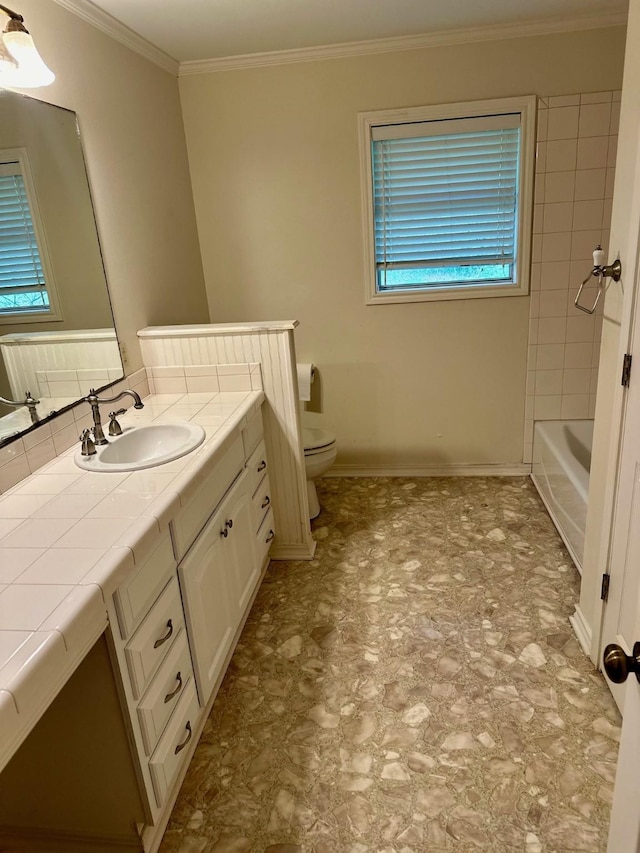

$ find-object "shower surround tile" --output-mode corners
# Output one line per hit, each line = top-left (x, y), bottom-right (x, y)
(159, 477), (620, 853)
(525, 90), (620, 462)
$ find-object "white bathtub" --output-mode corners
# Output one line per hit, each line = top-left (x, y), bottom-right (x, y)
(531, 419), (593, 573)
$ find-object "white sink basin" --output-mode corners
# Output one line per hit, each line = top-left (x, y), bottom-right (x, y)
(75, 422), (206, 472)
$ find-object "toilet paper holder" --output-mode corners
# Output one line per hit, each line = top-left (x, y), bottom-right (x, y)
(574, 245), (622, 315)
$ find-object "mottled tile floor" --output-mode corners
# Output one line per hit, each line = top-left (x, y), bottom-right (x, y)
(160, 477), (621, 853)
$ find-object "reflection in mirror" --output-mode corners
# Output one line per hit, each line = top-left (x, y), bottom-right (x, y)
(0, 89), (123, 445)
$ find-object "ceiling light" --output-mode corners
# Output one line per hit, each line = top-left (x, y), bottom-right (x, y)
(0, 4), (54, 88)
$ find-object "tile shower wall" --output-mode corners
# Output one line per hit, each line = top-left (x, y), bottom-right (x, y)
(524, 91), (621, 464)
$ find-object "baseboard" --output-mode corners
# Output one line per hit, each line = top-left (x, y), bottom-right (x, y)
(325, 463), (531, 477)
(569, 605), (593, 659)
(270, 540), (317, 561)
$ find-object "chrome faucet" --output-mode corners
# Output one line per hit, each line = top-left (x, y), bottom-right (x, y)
(82, 388), (144, 445)
(0, 391), (40, 424)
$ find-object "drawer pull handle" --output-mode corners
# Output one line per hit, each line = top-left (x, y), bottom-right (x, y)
(174, 721), (192, 755)
(164, 671), (183, 704)
(257, 460), (267, 472)
(261, 496), (270, 509)
(266, 529), (275, 543)
(226, 518), (233, 529)
(153, 619), (173, 649)
(221, 527), (229, 538)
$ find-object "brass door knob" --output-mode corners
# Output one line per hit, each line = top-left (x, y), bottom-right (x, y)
(603, 642), (640, 684)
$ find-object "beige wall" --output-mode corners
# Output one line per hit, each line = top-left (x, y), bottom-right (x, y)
(9, 0), (209, 374)
(180, 28), (625, 470)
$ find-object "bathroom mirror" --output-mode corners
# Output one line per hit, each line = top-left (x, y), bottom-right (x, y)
(0, 89), (123, 446)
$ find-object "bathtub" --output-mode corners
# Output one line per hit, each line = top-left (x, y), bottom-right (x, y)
(531, 419), (593, 573)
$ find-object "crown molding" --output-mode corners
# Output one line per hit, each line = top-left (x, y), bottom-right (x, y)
(179, 10), (627, 75)
(51, 0), (179, 75)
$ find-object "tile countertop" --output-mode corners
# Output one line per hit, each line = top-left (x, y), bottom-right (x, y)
(0, 388), (265, 773)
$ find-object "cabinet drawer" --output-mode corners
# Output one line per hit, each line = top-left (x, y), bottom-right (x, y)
(242, 409), (263, 457)
(137, 629), (194, 756)
(246, 439), (268, 496)
(255, 508), (275, 568)
(149, 679), (200, 808)
(251, 473), (272, 532)
(114, 531), (176, 639)
(125, 577), (185, 699)
(171, 434), (244, 561)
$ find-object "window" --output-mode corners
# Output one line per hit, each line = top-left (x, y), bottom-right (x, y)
(358, 96), (536, 304)
(0, 148), (60, 322)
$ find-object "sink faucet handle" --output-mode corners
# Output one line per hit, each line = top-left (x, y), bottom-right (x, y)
(108, 408), (127, 436)
(80, 428), (96, 457)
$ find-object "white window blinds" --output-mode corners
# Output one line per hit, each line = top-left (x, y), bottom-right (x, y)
(371, 113), (521, 289)
(0, 161), (48, 314)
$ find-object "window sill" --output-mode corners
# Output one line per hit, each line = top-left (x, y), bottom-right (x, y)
(0, 311), (62, 325)
(366, 281), (529, 305)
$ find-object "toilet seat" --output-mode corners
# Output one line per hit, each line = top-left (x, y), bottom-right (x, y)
(302, 425), (336, 455)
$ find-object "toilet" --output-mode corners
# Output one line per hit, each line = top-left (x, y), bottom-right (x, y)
(301, 416), (337, 519)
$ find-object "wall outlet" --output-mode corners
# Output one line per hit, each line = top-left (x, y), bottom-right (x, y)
(119, 342), (128, 367)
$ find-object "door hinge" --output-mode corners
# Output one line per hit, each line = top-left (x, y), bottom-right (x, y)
(601, 573), (611, 602)
(622, 353), (632, 387)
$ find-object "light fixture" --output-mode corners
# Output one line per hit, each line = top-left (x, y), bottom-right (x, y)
(0, 3), (54, 88)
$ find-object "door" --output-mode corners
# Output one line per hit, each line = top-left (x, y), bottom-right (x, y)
(178, 500), (236, 707)
(604, 349), (640, 850)
(224, 470), (259, 618)
(604, 158), (640, 849)
(600, 344), (640, 713)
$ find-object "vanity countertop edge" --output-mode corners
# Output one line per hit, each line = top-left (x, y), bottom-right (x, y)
(0, 388), (265, 773)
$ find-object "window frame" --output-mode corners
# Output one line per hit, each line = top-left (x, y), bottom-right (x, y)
(358, 95), (537, 306)
(0, 147), (62, 324)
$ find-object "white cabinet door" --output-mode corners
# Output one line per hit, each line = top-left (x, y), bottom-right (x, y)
(178, 501), (236, 707)
(178, 470), (259, 708)
(224, 471), (259, 618)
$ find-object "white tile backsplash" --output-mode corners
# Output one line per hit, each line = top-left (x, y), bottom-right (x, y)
(0, 366), (152, 495)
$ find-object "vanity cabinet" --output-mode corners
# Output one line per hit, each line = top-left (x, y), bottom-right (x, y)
(108, 404), (274, 848)
(0, 397), (274, 853)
